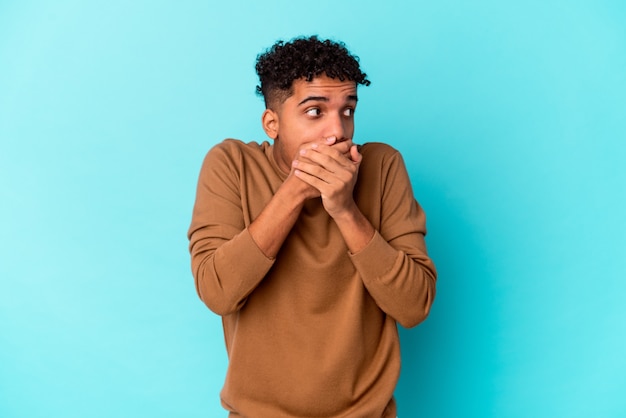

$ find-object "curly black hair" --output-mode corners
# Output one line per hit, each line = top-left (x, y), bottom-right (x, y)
(255, 35), (371, 109)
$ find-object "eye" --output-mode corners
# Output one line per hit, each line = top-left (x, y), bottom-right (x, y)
(343, 107), (355, 117)
(305, 107), (321, 117)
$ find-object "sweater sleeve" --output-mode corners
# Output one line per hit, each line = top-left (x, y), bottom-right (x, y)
(349, 150), (437, 328)
(187, 141), (275, 316)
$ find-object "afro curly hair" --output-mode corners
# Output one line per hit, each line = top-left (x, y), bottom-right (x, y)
(255, 35), (371, 109)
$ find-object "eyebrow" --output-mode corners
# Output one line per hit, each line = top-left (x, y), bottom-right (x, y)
(298, 95), (359, 106)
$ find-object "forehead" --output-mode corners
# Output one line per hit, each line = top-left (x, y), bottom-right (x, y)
(290, 75), (357, 100)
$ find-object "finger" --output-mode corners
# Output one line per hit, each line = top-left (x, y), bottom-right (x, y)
(326, 139), (354, 156)
(292, 159), (334, 183)
(349, 144), (362, 164)
(299, 138), (353, 157)
(301, 144), (353, 168)
(293, 168), (328, 192)
(296, 151), (341, 175)
(293, 158), (357, 192)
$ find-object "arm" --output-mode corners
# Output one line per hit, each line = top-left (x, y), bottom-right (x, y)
(350, 216), (437, 328)
(293, 141), (374, 252)
(293, 144), (437, 328)
(188, 140), (321, 316)
(350, 150), (436, 328)
(188, 142), (272, 315)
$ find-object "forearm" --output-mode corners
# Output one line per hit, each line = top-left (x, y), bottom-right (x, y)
(350, 232), (437, 328)
(191, 173), (315, 314)
(191, 228), (275, 315)
(332, 202), (375, 254)
(248, 175), (312, 258)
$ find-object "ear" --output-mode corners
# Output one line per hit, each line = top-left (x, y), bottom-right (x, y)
(262, 109), (279, 140)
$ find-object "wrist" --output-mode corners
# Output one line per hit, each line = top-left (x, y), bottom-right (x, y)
(277, 175), (314, 207)
(284, 173), (320, 200)
(332, 205), (375, 254)
(329, 202), (360, 224)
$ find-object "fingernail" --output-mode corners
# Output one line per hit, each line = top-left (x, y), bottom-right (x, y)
(326, 136), (336, 143)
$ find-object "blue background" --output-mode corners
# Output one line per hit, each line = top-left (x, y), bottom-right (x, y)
(1, 1), (625, 417)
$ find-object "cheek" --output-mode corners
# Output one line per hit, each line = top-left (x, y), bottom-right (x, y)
(280, 122), (317, 146)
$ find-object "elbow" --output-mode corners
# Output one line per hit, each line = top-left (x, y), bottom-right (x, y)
(398, 301), (433, 328)
(193, 259), (246, 316)
(195, 275), (246, 316)
(397, 283), (436, 328)
(200, 293), (245, 316)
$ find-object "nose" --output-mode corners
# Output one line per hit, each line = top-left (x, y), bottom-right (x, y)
(325, 112), (351, 142)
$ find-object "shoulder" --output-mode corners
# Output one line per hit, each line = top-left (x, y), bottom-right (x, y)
(359, 142), (404, 169)
(209, 138), (268, 158)
(204, 139), (270, 167)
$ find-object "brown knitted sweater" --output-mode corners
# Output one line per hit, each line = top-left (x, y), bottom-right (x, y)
(188, 139), (436, 417)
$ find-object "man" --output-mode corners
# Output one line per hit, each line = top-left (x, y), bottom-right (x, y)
(188, 36), (436, 418)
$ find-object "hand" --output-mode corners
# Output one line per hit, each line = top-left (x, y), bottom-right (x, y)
(291, 136), (362, 218)
(283, 137), (353, 202)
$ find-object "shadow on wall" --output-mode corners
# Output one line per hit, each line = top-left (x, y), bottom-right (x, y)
(394, 167), (501, 418)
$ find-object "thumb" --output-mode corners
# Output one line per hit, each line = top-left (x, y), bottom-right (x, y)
(350, 144), (362, 164)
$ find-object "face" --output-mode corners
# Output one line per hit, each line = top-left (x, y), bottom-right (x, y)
(262, 74), (358, 173)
